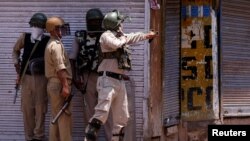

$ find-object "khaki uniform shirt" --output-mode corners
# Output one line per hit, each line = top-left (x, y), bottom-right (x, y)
(45, 37), (72, 80)
(98, 30), (147, 74)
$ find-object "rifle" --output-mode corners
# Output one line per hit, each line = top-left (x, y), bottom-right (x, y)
(51, 94), (74, 124)
(13, 83), (20, 104)
(13, 41), (40, 104)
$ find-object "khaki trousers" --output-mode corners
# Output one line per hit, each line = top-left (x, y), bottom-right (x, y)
(91, 75), (129, 141)
(47, 79), (72, 141)
(21, 74), (48, 141)
(82, 72), (113, 141)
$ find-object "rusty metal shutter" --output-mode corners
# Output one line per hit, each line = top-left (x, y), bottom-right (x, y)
(163, 0), (180, 127)
(0, 0), (147, 140)
(221, 0), (250, 117)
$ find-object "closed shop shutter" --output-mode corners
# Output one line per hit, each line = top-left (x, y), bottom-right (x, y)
(221, 0), (250, 117)
(162, 0), (180, 126)
(0, 0), (148, 140)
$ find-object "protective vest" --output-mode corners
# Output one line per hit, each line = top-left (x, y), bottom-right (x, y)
(21, 33), (50, 75)
(75, 30), (102, 72)
(102, 44), (132, 71)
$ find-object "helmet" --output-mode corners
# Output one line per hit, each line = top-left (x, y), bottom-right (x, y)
(86, 8), (103, 21)
(29, 13), (47, 29)
(46, 16), (65, 33)
(102, 10), (127, 30)
(86, 8), (104, 31)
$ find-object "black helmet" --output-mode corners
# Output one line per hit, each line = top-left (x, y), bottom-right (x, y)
(102, 10), (127, 31)
(29, 13), (47, 29)
(86, 8), (104, 31)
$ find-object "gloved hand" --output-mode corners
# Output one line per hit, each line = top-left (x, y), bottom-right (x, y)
(73, 75), (86, 94)
(14, 63), (20, 74)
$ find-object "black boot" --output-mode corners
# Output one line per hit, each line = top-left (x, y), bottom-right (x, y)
(85, 118), (102, 141)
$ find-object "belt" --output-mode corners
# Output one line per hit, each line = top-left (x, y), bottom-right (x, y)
(98, 71), (124, 80)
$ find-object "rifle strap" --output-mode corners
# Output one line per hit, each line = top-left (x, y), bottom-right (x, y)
(20, 40), (40, 84)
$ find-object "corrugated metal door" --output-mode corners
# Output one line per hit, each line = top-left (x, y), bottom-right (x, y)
(163, 0), (180, 127)
(0, 0), (148, 140)
(221, 0), (250, 117)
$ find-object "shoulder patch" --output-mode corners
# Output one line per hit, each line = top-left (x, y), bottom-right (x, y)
(75, 30), (87, 37)
(75, 30), (87, 45)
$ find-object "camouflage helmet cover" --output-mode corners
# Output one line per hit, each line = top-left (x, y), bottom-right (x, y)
(29, 12), (47, 29)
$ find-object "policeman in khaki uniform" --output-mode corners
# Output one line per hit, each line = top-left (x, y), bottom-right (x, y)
(85, 10), (157, 141)
(12, 13), (49, 141)
(44, 16), (72, 141)
(69, 8), (112, 140)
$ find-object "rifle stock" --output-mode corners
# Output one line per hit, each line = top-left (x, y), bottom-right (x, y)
(51, 94), (74, 124)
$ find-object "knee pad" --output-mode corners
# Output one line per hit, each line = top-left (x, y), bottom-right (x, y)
(85, 118), (102, 140)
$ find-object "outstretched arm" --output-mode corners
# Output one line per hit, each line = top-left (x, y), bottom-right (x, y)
(125, 30), (157, 44)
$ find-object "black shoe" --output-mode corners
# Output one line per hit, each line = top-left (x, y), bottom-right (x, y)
(32, 139), (42, 141)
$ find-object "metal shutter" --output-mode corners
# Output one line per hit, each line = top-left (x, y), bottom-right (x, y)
(163, 0), (180, 126)
(0, 0), (148, 140)
(221, 0), (250, 117)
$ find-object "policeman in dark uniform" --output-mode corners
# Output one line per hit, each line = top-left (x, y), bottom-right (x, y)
(69, 8), (112, 141)
(12, 13), (49, 141)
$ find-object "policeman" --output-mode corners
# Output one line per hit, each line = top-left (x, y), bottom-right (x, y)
(85, 10), (157, 141)
(12, 13), (49, 141)
(69, 8), (113, 140)
(44, 16), (72, 141)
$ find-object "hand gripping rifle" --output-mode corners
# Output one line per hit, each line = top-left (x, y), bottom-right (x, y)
(13, 82), (20, 104)
(51, 94), (74, 124)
